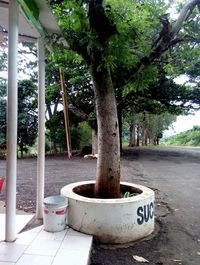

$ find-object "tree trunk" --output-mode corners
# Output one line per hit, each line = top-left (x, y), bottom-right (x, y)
(129, 123), (135, 147)
(92, 127), (98, 155)
(149, 134), (154, 145)
(20, 143), (23, 158)
(142, 127), (148, 146)
(132, 124), (136, 146)
(92, 66), (120, 198)
(117, 107), (123, 154)
(51, 138), (57, 153)
(136, 125), (140, 147)
(142, 126), (145, 146)
(145, 129), (148, 146)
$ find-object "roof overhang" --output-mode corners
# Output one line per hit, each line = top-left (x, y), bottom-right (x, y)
(0, 0), (60, 41)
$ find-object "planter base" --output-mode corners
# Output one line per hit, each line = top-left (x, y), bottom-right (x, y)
(61, 181), (155, 244)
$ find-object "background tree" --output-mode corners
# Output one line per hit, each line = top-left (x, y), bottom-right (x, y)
(0, 78), (7, 147)
(45, 48), (94, 152)
(17, 80), (38, 158)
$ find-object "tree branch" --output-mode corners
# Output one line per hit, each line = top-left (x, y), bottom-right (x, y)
(127, 0), (200, 84)
(88, 0), (117, 45)
(172, 0), (200, 35)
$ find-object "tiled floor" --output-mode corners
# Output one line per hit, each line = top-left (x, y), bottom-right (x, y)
(0, 214), (34, 241)
(0, 215), (93, 265)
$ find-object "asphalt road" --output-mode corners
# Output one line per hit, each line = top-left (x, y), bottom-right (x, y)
(92, 146), (200, 265)
(127, 146), (200, 265)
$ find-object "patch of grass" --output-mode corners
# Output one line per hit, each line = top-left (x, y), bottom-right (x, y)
(123, 191), (138, 198)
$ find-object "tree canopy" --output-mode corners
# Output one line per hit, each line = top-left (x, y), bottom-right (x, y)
(48, 0), (200, 197)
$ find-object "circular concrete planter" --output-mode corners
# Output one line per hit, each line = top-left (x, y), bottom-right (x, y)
(61, 181), (155, 244)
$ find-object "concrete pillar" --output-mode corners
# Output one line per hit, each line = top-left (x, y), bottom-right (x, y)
(5, 0), (19, 242)
(36, 37), (45, 219)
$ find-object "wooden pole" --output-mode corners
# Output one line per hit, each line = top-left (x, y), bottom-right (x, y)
(59, 68), (72, 159)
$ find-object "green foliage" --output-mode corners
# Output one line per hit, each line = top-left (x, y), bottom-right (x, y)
(124, 65), (158, 94)
(46, 111), (64, 151)
(71, 122), (91, 150)
(163, 126), (200, 146)
(17, 80), (38, 157)
(0, 78), (6, 97)
(0, 42), (7, 72)
(0, 79), (7, 145)
(44, 46), (94, 153)
(0, 99), (6, 144)
(46, 111), (91, 151)
(78, 122), (92, 148)
(49, 0), (200, 155)
(51, 0), (165, 73)
(65, 122), (91, 150)
(124, 110), (176, 145)
(144, 112), (176, 140)
(50, 0), (200, 123)
(123, 191), (138, 198)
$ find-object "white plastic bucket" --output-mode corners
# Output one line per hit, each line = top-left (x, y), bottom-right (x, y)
(43, 195), (68, 232)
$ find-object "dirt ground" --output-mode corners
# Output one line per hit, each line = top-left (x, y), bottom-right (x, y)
(0, 147), (200, 265)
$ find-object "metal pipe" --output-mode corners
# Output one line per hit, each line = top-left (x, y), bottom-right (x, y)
(36, 37), (45, 219)
(5, 0), (19, 242)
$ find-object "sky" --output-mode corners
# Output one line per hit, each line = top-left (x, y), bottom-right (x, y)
(163, 111), (200, 137)
(163, 75), (200, 137)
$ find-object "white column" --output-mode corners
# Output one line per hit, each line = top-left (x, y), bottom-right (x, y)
(5, 0), (19, 242)
(36, 37), (45, 219)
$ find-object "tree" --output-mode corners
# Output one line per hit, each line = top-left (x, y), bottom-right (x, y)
(0, 42), (42, 157)
(51, 0), (200, 198)
(44, 50), (94, 152)
(0, 78), (38, 157)
(17, 80), (38, 158)
(141, 112), (176, 145)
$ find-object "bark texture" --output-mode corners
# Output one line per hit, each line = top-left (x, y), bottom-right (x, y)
(136, 125), (140, 147)
(129, 123), (136, 147)
(92, 66), (120, 198)
(92, 127), (98, 155)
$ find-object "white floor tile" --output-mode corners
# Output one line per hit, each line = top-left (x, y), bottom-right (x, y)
(15, 231), (38, 245)
(25, 238), (61, 256)
(16, 215), (34, 233)
(36, 229), (67, 241)
(16, 254), (53, 265)
(52, 249), (89, 265)
(0, 214), (34, 241)
(0, 243), (27, 263)
(0, 261), (15, 265)
(60, 235), (93, 251)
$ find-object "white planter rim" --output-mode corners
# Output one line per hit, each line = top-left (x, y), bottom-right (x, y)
(61, 180), (154, 204)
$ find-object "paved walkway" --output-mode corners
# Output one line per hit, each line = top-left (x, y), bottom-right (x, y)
(0, 214), (93, 265)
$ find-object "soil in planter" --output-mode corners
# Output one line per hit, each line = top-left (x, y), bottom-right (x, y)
(73, 183), (143, 199)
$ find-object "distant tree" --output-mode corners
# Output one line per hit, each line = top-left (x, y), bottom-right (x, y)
(125, 112), (176, 147)
(17, 80), (37, 158)
(0, 42), (8, 148)
(45, 48), (95, 152)
(0, 78), (38, 157)
(0, 79), (7, 145)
